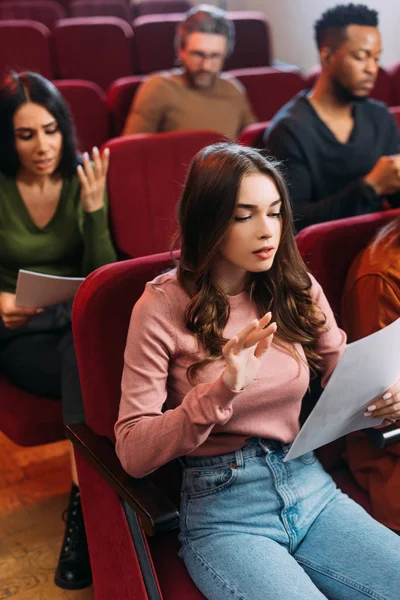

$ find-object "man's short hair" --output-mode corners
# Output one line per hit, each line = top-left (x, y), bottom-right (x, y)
(175, 4), (235, 55)
(314, 3), (378, 50)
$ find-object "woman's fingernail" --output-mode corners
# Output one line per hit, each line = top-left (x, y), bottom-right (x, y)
(84, 152), (89, 161)
(383, 392), (393, 400)
(104, 147), (110, 156)
(367, 404), (376, 412)
(93, 146), (99, 154)
(364, 411), (373, 417)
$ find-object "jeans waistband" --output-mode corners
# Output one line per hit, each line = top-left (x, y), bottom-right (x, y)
(179, 438), (290, 469)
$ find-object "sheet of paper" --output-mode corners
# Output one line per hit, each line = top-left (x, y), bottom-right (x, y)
(16, 270), (84, 308)
(284, 317), (400, 461)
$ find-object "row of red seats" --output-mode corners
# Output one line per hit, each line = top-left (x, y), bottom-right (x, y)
(0, 12), (272, 88)
(0, 0), (191, 30)
(51, 69), (400, 152)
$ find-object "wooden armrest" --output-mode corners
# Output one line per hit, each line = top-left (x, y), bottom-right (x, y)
(66, 423), (180, 537)
(363, 424), (400, 449)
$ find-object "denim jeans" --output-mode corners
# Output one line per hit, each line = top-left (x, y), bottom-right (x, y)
(179, 438), (400, 600)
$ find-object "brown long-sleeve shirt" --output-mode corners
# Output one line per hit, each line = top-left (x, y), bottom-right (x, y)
(122, 69), (256, 140)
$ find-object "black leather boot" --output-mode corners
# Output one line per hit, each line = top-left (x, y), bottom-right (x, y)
(54, 483), (92, 590)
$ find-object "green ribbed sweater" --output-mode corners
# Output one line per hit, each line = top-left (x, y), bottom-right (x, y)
(0, 172), (117, 293)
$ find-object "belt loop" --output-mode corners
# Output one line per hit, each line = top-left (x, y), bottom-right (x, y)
(232, 448), (243, 470)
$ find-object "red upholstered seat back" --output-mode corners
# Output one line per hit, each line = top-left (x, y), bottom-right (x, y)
(0, 0), (65, 31)
(229, 67), (305, 121)
(389, 61), (400, 105)
(54, 79), (110, 152)
(106, 75), (147, 135)
(104, 130), (224, 258)
(54, 17), (135, 89)
(0, 20), (53, 79)
(69, 0), (133, 21)
(390, 105), (400, 129)
(296, 209), (400, 325)
(238, 120), (270, 148)
(135, 0), (191, 17)
(73, 253), (177, 439)
(305, 65), (396, 105)
(224, 12), (271, 71)
(133, 13), (182, 73)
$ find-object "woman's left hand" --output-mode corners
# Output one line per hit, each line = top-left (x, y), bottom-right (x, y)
(77, 146), (110, 213)
(364, 378), (400, 422)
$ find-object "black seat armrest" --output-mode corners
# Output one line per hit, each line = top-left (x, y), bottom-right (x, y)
(66, 423), (179, 537)
(363, 424), (400, 449)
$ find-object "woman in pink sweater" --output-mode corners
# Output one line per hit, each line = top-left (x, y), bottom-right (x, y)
(115, 144), (400, 600)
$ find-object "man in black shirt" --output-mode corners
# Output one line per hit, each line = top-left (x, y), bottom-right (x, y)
(264, 3), (400, 231)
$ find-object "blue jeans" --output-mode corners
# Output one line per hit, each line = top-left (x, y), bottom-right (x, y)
(179, 438), (400, 600)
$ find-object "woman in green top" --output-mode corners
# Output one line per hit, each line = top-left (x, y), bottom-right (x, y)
(0, 72), (117, 590)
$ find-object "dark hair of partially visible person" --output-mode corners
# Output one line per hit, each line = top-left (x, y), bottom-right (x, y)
(175, 4), (235, 55)
(314, 3), (378, 50)
(0, 71), (78, 178)
(371, 216), (400, 254)
(173, 142), (327, 384)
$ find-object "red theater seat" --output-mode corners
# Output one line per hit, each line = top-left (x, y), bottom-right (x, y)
(224, 11), (271, 71)
(305, 65), (396, 105)
(135, 0), (191, 17)
(229, 67), (305, 121)
(0, 374), (64, 446)
(388, 61), (400, 105)
(54, 79), (110, 152)
(389, 105), (400, 129)
(133, 13), (182, 73)
(69, 0), (133, 21)
(238, 120), (270, 148)
(0, 20), (53, 79)
(104, 130), (224, 258)
(0, 0), (65, 31)
(54, 17), (135, 89)
(106, 75), (147, 135)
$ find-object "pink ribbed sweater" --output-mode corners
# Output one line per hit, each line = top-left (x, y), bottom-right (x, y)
(115, 270), (346, 478)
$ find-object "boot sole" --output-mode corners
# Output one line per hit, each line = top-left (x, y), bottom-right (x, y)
(54, 574), (93, 590)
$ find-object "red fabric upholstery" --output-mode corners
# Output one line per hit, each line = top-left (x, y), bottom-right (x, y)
(305, 65), (396, 105)
(0, 0), (65, 31)
(54, 17), (135, 89)
(238, 120), (269, 148)
(296, 209), (400, 324)
(0, 20), (53, 79)
(389, 61), (400, 105)
(229, 67), (305, 121)
(75, 449), (151, 600)
(106, 74), (147, 135)
(0, 373), (64, 446)
(103, 130), (224, 258)
(54, 79), (110, 152)
(69, 0), (133, 21)
(389, 105), (400, 129)
(135, 0), (191, 17)
(133, 13), (182, 73)
(224, 12), (271, 71)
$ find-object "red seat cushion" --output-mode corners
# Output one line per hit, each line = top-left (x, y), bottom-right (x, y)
(0, 374), (64, 446)
(224, 12), (271, 71)
(106, 75), (146, 135)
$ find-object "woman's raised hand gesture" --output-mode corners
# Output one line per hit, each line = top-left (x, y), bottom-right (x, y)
(222, 312), (277, 392)
(77, 146), (110, 213)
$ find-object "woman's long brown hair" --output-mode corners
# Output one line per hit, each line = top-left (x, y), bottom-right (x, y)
(173, 143), (326, 384)
(371, 216), (400, 255)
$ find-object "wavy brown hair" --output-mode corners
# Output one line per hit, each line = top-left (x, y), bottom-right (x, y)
(174, 143), (326, 384)
(371, 216), (400, 254)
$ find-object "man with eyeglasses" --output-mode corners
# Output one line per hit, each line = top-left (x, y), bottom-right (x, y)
(123, 5), (256, 139)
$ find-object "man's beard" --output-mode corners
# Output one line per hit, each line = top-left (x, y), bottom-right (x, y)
(186, 69), (218, 89)
(332, 76), (369, 104)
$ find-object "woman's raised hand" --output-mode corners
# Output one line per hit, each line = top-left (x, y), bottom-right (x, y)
(364, 378), (400, 423)
(77, 146), (110, 213)
(222, 312), (277, 392)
